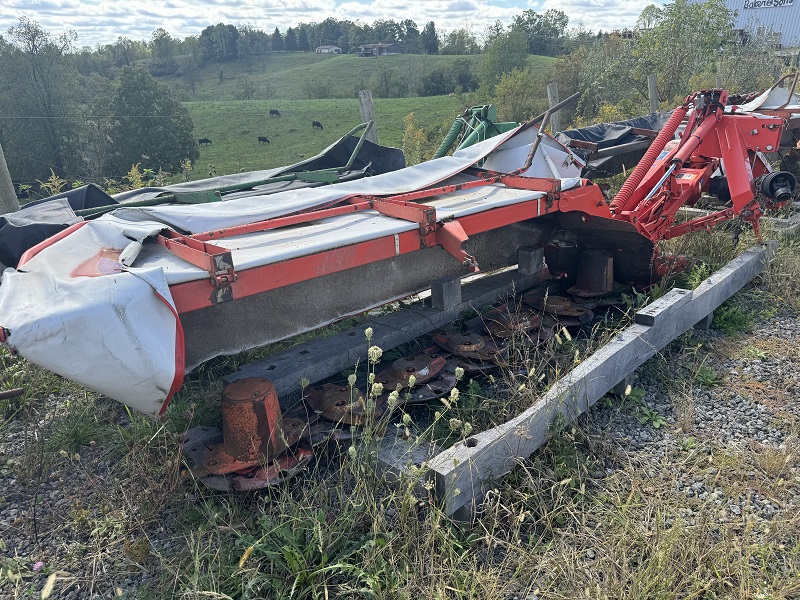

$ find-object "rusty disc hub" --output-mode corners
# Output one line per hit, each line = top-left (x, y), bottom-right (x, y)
(567, 249), (617, 298)
(221, 377), (285, 461)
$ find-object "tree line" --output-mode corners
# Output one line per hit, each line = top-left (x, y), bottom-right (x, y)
(0, 18), (198, 190)
(80, 10), (575, 80)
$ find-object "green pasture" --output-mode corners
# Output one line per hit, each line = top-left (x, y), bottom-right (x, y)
(184, 95), (466, 179)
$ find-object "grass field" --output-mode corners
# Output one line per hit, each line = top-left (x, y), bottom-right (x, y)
(3, 229), (800, 599)
(183, 95), (468, 179)
(160, 53), (557, 102)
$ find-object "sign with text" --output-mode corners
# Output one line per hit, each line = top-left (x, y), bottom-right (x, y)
(744, 0), (793, 8)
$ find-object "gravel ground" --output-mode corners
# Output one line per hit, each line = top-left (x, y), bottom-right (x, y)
(2, 305), (800, 598)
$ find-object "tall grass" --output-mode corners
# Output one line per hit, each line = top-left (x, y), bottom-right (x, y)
(4, 229), (800, 598)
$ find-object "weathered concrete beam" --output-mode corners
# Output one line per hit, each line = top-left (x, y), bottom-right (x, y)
(427, 242), (777, 515)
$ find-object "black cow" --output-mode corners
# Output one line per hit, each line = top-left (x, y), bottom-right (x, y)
(258, 136), (270, 144)
(269, 109), (281, 117)
(198, 138), (212, 146)
(312, 121), (323, 130)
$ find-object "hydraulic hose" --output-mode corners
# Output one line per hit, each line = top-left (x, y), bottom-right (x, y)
(432, 118), (466, 159)
(610, 104), (689, 214)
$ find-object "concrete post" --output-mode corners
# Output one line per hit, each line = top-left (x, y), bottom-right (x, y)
(546, 82), (561, 133)
(358, 90), (379, 144)
(648, 74), (659, 113)
(0, 142), (19, 215)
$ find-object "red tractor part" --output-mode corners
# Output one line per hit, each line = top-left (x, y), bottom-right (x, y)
(611, 89), (794, 241)
(611, 103), (690, 214)
(183, 378), (309, 485)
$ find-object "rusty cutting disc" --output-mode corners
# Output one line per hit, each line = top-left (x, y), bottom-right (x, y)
(305, 420), (361, 445)
(305, 383), (386, 425)
(482, 303), (543, 338)
(371, 349), (447, 393)
(442, 355), (499, 376)
(395, 370), (458, 405)
(449, 332), (485, 352)
(183, 428), (313, 491)
(389, 350), (447, 383)
(432, 332), (506, 363)
(521, 293), (594, 321)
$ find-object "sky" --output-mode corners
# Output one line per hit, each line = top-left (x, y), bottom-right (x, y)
(0, 0), (665, 48)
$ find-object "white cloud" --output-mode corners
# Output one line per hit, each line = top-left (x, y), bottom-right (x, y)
(0, 0), (665, 46)
(535, 0), (666, 33)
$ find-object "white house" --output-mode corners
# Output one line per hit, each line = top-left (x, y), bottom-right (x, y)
(315, 45), (342, 54)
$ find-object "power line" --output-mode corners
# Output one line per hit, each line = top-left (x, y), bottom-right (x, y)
(0, 115), (183, 119)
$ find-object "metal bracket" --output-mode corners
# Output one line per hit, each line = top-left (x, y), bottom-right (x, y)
(436, 220), (478, 272)
(157, 234), (238, 304)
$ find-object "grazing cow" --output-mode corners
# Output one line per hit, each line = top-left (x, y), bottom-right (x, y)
(312, 121), (323, 130)
(258, 136), (270, 144)
(269, 109), (281, 117)
(198, 138), (212, 146)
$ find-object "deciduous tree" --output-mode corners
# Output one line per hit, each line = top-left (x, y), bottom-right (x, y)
(511, 9), (569, 56)
(198, 23), (239, 64)
(493, 67), (549, 122)
(1, 18), (80, 181)
(95, 66), (198, 177)
(441, 28), (480, 55)
(633, 0), (735, 103)
(479, 28), (528, 93)
(149, 27), (177, 75)
(400, 20), (420, 53)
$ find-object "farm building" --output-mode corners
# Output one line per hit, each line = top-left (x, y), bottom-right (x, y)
(315, 45), (342, 54)
(690, 0), (800, 46)
(357, 43), (402, 57)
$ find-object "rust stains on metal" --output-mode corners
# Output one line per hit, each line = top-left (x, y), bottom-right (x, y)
(305, 383), (386, 425)
(221, 378), (286, 461)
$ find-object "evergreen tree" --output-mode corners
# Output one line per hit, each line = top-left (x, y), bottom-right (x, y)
(271, 27), (285, 51)
(420, 21), (439, 54)
(298, 26), (310, 51)
(285, 27), (298, 51)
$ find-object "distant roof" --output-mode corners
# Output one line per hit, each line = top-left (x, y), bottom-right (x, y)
(315, 45), (341, 49)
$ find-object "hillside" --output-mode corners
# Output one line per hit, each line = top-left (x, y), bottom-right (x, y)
(185, 95), (472, 178)
(160, 52), (557, 101)
(169, 52), (557, 180)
